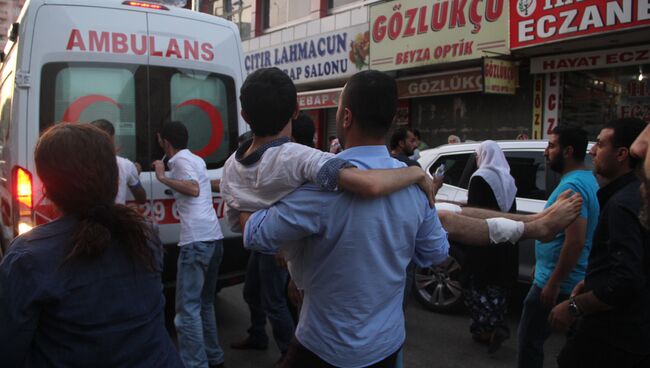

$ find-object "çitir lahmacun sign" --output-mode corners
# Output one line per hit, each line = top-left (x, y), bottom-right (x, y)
(369, 0), (509, 71)
(511, 0), (650, 49)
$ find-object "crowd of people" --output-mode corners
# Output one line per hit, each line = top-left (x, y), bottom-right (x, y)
(0, 67), (648, 368)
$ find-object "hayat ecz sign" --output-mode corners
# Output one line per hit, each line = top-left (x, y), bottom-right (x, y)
(511, 0), (650, 49)
(369, 0), (509, 71)
(531, 44), (650, 73)
(244, 24), (369, 84)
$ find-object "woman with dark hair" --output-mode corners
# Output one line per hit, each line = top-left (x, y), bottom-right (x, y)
(0, 124), (181, 367)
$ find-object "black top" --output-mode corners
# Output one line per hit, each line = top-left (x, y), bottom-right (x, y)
(0, 216), (182, 367)
(463, 176), (518, 288)
(392, 154), (421, 168)
(578, 171), (650, 354)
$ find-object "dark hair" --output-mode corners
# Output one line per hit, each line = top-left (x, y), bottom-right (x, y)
(90, 119), (115, 137)
(341, 70), (397, 138)
(389, 127), (412, 150)
(35, 124), (158, 270)
(328, 135), (337, 142)
(292, 113), (315, 147)
(603, 118), (647, 168)
(413, 129), (421, 139)
(160, 121), (189, 150)
(551, 125), (588, 163)
(240, 67), (297, 137)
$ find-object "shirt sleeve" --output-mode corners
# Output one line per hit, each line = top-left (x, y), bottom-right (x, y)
(413, 205), (450, 268)
(286, 145), (355, 191)
(0, 248), (40, 366)
(243, 188), (322, 255)
(125, 160), (141, 187)
(170, 157), (197, 182)
(591, 202), (647, 306)
(561, 181), (591, 219)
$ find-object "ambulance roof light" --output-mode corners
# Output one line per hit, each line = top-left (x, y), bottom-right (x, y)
(122, 1), (170, 10)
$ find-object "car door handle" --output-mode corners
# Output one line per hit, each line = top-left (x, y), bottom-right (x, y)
(164, 189), (174, 196)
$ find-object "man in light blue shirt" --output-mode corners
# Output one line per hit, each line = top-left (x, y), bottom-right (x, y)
(243, 71), (450, 368)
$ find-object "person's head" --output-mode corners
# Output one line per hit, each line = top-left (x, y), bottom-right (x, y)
(389, 127), (417, 156)
(545, 125), (588, 174)
(413, 129), (422, 144)
(240, 67), (297, 137)
(590, 118), (647, 180)
(447, 135), (460, 144)
(631, 123), (650, 229)
(35, 123), (157, 268)
(90, 119), (115, 137)
(475, 140), (506, 168)
(158, 121), (188, 155)
(336, 70), (397, 148)
(292, 113), (315, 147)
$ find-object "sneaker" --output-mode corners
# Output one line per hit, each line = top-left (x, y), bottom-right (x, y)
(230, 337), (268, 350)
(487, 328), (510, 354)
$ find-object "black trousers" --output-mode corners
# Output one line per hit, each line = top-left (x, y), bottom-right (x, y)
(558, 331), (650, 368)
(281, 337), (400, 368)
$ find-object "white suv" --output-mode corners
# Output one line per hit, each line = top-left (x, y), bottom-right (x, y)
(415, 140), (593, 313)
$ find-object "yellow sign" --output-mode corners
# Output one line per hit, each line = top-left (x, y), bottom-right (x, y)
(483, 58), (518, 95)
(369, 0), (509, 71)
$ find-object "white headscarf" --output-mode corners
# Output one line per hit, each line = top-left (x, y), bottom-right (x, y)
(470, 140), (517, 212)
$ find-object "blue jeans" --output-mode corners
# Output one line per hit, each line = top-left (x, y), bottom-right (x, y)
(175, 240), (224, 368)
(243, 251), (295, 354)
(517, 284), (569, 368)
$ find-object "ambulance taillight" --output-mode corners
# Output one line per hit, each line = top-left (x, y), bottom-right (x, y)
(12, 166), (34, 235)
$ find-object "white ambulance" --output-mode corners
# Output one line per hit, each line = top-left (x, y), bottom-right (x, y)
(0, 0), (248, 287)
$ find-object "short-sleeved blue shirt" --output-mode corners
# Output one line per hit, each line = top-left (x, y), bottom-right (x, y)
(534, 169), (600, 294)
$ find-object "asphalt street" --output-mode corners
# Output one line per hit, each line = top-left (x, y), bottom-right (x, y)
(207, 284), (565, 368)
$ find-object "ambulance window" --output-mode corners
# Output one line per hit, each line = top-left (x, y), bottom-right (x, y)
(40, 64), (139, 162)
(170, 70), (234, 168)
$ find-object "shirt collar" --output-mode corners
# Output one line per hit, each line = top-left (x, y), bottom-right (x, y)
(336, 145), (391, 160)
(597, 171), (639, 208)
(235, 137), (291, 166)
(168, 149), (190, 164)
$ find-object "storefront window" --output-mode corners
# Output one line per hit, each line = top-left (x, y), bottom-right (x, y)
(213, 0), (253, 40)
(562, 64), (650, 139)
(263, 0), (311, 29)
(410, 72), (534, 148)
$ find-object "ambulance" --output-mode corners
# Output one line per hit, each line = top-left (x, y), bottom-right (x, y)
(0, 0), (248, 288)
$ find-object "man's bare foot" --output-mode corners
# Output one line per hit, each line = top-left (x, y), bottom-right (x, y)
(526, 192), (583, 242)
(537, 189), (575, 220)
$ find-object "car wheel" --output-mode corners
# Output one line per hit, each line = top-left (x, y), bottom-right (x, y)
(414, 246), (465, 313)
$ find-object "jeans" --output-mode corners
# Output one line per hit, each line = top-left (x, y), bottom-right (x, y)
(243, 251), (295, 354)
(517, 284), (568, 368)
(175, 240), (224, 368)
(281, 337), (400, 368)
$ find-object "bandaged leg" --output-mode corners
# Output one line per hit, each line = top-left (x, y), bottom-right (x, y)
(486, 218), (525, 244)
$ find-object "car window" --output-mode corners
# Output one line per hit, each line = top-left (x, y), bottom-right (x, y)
(504, 151), (548, 200)
(429, 153), (472, 189)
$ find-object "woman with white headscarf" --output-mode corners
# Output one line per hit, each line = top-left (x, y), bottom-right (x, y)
(462, 140), (518, 354)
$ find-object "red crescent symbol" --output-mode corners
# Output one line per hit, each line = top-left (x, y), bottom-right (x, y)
(176, 99), (224, 158)
(62, 95), (121, 122)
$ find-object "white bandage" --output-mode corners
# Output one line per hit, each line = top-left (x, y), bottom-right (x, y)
(486, 217), (525, 244)
(435, 203), (462, 213)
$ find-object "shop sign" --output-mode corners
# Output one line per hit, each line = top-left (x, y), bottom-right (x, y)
(244, 24), (369, 85)
(298, 89), (342, 110)
(531, 44), (650, 73)
(532, 75), (544, 139)
(397, 68), (483, 98)
(511, 0), (650, 49)
(483, 58), (518, 95)
(543, 72), (562, 139)
(369, 0), (509, 72)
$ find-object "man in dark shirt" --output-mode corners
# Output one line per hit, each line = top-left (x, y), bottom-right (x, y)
(390, 127), (420, 167)
(549, 118), (650, 367)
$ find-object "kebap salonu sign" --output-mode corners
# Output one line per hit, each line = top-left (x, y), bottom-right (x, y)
(369, 0), (509, 71)
(244, 24), (369, 85)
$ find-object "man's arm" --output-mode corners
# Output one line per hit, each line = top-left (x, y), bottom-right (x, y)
(540, 217), (587, 307)
(461, 189), (576, 222)
(211, 179), (221, 192)
(413, 205), (450, 268)
(128, 184), (147, 202)
(152, 160), (199, 197)
(244, 188), (322, 253)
